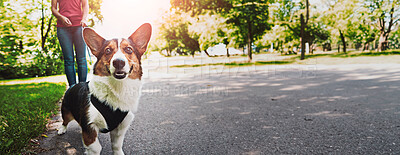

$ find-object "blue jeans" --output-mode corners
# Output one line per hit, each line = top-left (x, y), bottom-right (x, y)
(57, 26), (87, 86)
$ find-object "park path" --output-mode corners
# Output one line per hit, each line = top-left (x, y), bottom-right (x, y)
(3, 52), (399, 154)
(37, 63), (400, 154)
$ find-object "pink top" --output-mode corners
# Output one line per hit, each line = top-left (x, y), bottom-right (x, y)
(57, 0), (83, 27)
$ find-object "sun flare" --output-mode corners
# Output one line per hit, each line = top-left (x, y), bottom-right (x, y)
(95, 0), (170, 39)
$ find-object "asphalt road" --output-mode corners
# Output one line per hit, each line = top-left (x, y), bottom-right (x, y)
(39, 64), (400, 154)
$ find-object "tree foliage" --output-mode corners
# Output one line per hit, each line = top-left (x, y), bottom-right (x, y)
(152, 11), (201, 56)
(0, 0), (103, 79)
(88, 0), (104, 26)
(226, 0), (272, 60)
(365, 0), (400, 51)
(171, 0), (273, 60)
(270, 0), (329, 55)
(189, 13), (233, 52)
(171, 0), (232, 16)
(320, 0), (361, 53)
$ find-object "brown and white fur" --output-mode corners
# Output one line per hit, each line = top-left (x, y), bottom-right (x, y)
(57, 23), (152, 155)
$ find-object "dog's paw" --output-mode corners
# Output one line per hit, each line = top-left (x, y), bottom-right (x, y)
(57, 125), (67, 135)
(113, 150), (124, 155)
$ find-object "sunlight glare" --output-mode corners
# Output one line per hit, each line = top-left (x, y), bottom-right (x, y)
(95, 0), (170, 39)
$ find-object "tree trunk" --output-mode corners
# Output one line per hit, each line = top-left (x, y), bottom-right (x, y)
(247, 32), (252, 61)
(338, 44), (340, 53)
(226, 48), (230, 57)
(247, 21), (253, 61)
(363, 42), (369, 51)
(42, 16), (53, 51)
(339, 29), (346, 53)
(377, 32), (389, 52)
(41, 0), (44, 50)
(300, 14), (305, 60)
(310, 44), (314, 54)
(277, 41), (281, 54)
(19, 40), (23, 50)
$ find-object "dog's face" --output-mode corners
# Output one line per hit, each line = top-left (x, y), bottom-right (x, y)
(83, 23), (152, 80)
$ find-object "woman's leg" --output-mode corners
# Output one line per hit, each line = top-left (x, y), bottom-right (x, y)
(72, 26), (88, 83)
(57, 27), (76, 86)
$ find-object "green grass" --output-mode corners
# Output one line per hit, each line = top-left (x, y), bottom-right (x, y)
(171, 60), (293, 68)
(292, 50), (400, 60)
(349, 50), (400, 57)
(255, 61), (293, 65)
(0, 82), (66, 154)
(172, 64), (212, 68)
(171, 49), (400, 68)
(0, 74), (65, 83)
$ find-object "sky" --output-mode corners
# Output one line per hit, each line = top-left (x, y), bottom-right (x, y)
(95, 0), (171, 39)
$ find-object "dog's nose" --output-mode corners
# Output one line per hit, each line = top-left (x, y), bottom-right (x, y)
(113, 58), (125, 69)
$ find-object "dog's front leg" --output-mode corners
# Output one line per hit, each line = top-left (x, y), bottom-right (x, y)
(82, 126), (102, 155)
(84, 138), (101, 155)
(110, 112), (135, 155)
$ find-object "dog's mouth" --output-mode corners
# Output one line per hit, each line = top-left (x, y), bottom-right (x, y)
(113, 70), (127, 79)
(112, 65), (133, 79)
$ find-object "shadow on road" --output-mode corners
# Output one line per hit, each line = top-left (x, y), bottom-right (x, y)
(39, 64), (400, 154)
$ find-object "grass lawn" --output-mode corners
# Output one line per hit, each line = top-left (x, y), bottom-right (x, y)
(0, 75), (66, 85)
(170, 50), (400, 68)
(0, 82), (66, 154)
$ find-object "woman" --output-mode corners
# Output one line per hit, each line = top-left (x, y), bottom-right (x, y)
(51, 0), (89, 87)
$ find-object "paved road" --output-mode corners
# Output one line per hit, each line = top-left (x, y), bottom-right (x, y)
(39, 64), (400, 154)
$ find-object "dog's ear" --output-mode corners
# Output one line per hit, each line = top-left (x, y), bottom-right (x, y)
(128, 23), (152, 56)
(83, 28), (105, 57)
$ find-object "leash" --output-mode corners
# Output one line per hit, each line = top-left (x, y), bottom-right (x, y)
(87, 46), (92, 64)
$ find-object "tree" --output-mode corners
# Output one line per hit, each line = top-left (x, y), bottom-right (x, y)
(320, 0), (360, 53)
(366, 0), (400, 51)
(0, 1), (39, 78)
(171, 0), (232, 16)
(153, 11), (201, 56)
(188, 13), (234, 56)
(358, 24), (377, 51)
(345, 17), (377, 51)
(179, 22), (201, 56)
(153, 11), (181, 56)
(87, 0), (104, 26)
(225, 0), (272, 60)
(272, 0), (308, 59)
(388, 29), (400, 49)
(256, 25), (298, 54)
(172, 0), (273, 61)
(218, 29), (231, 57)
(267, 0), (301, 54)
(0, 0), (103, 79)
(41, 0), (53, 51)
(273, 0), (328, 58)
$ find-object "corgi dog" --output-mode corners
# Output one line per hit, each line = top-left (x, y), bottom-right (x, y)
(57, 23), (151, 155)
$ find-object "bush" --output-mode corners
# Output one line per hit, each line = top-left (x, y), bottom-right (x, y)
(0, 49), (64, 79)
(0, 82), (66, 154)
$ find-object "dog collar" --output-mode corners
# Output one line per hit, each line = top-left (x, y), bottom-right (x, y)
(90, 94), (128, 133)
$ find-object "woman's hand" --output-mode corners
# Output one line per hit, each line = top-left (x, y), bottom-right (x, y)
(80, 19), (87, 27)
(61, 16), (72, 26)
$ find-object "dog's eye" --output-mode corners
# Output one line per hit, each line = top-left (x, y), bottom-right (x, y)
(125, 47), (133, 54)
(105, 48), (112, 54)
